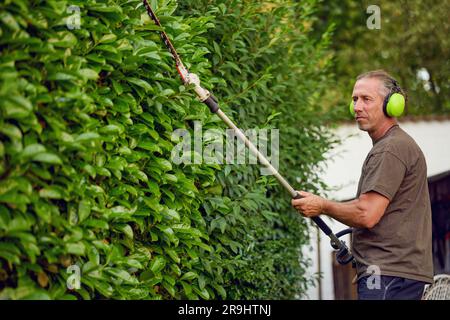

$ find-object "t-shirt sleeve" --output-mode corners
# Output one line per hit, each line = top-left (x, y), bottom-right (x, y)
(360, 151), (407, 201)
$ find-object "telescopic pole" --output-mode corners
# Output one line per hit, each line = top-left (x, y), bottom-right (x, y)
(142, 0), (353, 265)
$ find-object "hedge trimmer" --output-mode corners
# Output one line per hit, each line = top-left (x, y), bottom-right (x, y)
(142, 0), (354, 265)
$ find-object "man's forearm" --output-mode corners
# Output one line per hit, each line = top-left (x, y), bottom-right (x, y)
(292, 191), (388, 229)
(322, 198), (369, 228)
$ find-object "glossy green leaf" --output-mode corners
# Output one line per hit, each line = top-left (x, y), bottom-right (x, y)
(150, 256), (166, 274)
(32, 153), (62, 165)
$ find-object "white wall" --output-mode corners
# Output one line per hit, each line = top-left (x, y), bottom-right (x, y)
(303, 119), (450, 300)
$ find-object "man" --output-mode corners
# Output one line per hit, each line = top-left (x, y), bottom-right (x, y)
(292, 70), (433, 300)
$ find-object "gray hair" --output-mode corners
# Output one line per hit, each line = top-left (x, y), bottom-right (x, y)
(357, 70), (407, 104)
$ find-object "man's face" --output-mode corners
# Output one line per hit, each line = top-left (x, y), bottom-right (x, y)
(351, 77), (387, 132)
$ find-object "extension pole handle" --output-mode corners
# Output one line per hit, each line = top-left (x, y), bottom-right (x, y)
(200, 79), (347, 254)
(212, 102), (341, 247)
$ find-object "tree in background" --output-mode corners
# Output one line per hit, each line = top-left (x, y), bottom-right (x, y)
(314, 0), (449, 117)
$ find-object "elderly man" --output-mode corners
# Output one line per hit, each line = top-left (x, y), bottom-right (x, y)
(292, 70), (433, 300)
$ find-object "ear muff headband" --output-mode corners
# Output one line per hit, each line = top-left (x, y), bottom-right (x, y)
(349, 92), (405, 117)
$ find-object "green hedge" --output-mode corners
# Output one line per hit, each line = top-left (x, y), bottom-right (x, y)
(0, 0), (337, 299)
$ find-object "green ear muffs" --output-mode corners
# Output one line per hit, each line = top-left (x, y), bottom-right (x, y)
(349, 100), (355, 117)
(349, 92), (405, 118)
(383, 92), (405, 117)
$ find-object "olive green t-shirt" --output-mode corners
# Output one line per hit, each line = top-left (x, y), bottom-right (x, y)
(352, 125), (433, 283)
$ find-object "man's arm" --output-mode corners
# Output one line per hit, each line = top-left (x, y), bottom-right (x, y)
(291, 191), (390, 229)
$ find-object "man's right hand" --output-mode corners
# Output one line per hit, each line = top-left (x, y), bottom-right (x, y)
(291, 191), (326, 218)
